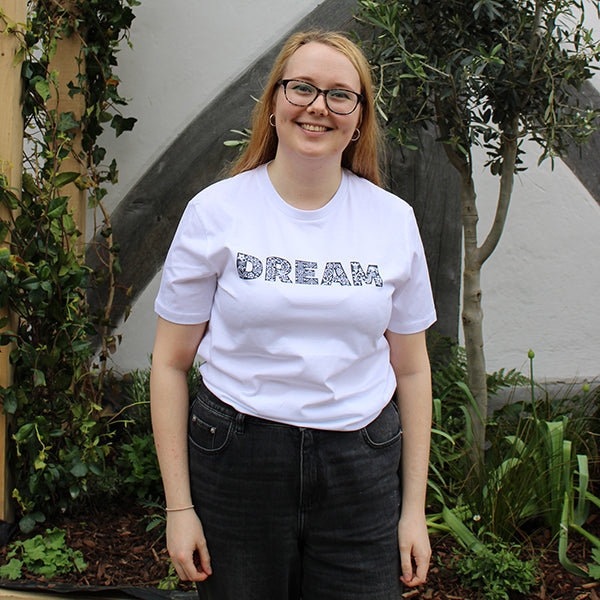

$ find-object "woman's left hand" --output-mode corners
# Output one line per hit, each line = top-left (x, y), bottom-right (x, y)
(397, 513), (431, 587)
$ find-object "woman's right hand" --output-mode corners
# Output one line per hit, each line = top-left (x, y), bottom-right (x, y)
(166, 509), (212, 581)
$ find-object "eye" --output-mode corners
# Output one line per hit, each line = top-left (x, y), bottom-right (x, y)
(289, 81), (315, 95)
(328, 89), (355, 101)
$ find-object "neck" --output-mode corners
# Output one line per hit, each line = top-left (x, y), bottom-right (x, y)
(267, 152), (343, 210)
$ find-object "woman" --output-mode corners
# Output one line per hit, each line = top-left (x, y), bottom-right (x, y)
(150, 30), (436, 600)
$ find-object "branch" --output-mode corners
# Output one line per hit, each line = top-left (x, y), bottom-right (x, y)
(529, 0), (545, 52)
(478, 118), (519, 265)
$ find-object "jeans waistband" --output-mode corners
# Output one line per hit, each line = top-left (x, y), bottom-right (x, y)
(192, 379), (397, 434)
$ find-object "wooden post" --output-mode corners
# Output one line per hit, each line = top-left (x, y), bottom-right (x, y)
(48, 3), (86, 243)
(0, 0), (27, 523)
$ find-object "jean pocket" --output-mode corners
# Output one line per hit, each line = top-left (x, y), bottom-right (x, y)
(361, 401), (402, 449)
(188, 397), (235, 453)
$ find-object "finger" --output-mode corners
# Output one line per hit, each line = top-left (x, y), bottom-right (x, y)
(170, 548), (209, 582)
(401, 550), (430, 587)
(414, 557), (429, 585)
(195, 542), (213, 579)
(399, 548), (414, 585)
(179, 556), (210, 582)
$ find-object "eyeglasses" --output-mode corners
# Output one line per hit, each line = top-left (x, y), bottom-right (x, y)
(279, 79), (363, 115)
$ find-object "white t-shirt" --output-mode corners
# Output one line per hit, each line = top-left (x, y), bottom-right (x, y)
(155, 164), (436, 430)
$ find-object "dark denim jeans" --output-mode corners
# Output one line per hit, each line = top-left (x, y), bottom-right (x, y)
(188, 382), (403, 600)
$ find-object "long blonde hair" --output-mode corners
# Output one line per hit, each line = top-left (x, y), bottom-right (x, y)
(228, 30), (383, 186)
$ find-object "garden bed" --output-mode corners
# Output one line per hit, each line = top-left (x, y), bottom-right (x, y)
(1, 500), (599, 600)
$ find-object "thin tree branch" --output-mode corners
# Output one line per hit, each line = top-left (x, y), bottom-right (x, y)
(478, 118), (519, 264)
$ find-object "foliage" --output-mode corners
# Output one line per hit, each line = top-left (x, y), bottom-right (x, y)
(428, 347), (600, 565)
(452, 540), (538, 600)
(558, 469), (600, 577)
(441, 505), (538, 600)
(0, 527), (86, 580)
(355, 0), (600, 466)
(0, 0), (138, 529)
(105, 362), (204, 502)
(431, 341), (527, 403)
(427, 343), (529, 515)
(139, 498), (167, 538)
(158, 562), (181, 591)
(588, 548), (600, 580)
(116, 433), (163, 500)
(356, 0), (600, 163)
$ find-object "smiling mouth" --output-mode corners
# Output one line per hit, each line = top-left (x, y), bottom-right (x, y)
(299, 123), (330, 133)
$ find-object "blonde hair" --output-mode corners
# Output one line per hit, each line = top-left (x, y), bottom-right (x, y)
(228, 30), (383, 186)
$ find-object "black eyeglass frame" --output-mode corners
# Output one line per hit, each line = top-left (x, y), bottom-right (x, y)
(278, 79), (364, 115)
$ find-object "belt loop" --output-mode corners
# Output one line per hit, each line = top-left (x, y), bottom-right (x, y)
(235, 411), (245, 434)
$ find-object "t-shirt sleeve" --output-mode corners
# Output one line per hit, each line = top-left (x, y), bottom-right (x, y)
(387, 209), (437, 334)
(154, 202), (217, 324)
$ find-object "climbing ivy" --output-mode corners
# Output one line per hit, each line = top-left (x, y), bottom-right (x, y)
(0, 0), (138, 530)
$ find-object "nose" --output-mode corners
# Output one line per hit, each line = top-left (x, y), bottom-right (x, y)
(307, 91), (329, 114)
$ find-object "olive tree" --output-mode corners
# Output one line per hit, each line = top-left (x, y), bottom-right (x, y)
(356, 0), (600, 464)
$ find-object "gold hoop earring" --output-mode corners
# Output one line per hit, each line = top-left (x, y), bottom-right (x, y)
(351, 128), (360, 142)
(269, 114), (276, 127)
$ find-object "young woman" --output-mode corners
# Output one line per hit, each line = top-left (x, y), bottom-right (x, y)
(150, 30), (436, 600)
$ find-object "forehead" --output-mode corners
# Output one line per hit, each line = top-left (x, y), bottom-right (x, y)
(283, 42), (361, 89)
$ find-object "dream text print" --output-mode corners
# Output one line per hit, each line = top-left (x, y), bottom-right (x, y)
(237, 252), (384, 287)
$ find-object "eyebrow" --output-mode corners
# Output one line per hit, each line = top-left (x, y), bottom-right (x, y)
(287, 76), (360, 92)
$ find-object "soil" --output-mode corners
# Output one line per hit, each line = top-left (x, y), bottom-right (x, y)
(0, 500), (599, 599)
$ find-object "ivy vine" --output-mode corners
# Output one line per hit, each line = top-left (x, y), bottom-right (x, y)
(0, 0), (138, 531)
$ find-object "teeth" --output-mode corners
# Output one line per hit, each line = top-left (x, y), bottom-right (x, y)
(301, 123), (328, 132)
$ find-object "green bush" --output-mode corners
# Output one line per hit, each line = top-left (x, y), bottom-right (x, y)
(453, 539), (538, 600)
(0, 527), (86, 580)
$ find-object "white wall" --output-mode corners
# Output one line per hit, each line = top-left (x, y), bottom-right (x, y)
(469, 143), (600, 383)
(98, 0), (323, 216)
(100, 0), (323, 373)
(103, 1), (600, 384)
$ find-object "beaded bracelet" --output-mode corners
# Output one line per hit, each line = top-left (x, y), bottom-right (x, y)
(165, 505), (195, 512)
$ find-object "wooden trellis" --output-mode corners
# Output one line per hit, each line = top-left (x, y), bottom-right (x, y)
(0, 0), (86, 522)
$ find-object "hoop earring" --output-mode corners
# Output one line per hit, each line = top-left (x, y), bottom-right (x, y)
(269, 114), (276, 127)
(351, 128), (360, 142)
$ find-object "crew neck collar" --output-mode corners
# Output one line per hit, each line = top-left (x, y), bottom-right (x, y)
(258, 163), (347, 221)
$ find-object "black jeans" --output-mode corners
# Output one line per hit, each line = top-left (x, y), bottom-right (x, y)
(188, 382), (403, 600)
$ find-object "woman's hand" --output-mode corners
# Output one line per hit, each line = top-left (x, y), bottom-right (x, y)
(397, 513), (431, 587)
(166, 509), (212, 581)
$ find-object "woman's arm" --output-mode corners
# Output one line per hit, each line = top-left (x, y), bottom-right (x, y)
(385, 329), (432, 588)
(150, 316), (211, 581)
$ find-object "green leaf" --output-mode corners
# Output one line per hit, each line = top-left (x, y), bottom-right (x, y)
(111, 114), (137, 137)
(73, 552), (87, 573)
(0, 183), (20, 210)
(54, 171), (81, 188)
(19, 512), (43, 534)
(0, 557), (23, 580)
(33, 369), (46, 388)
(22, 172), (40, 197)
(57, 112), (80, 132)
(13, 46), (25, 67)
(35, 79), (51, 102)
(3, 394), (18, 415)
(70, 461), (88, 478)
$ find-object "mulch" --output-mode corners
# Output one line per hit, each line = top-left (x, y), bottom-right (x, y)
(0, 499), (599, 599)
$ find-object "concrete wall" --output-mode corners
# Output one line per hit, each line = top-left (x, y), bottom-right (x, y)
(101, 1), (600, 385)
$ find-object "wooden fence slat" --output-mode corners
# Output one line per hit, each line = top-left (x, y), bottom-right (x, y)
(0, 0), (28, 524)
(48, 27), (87, 244)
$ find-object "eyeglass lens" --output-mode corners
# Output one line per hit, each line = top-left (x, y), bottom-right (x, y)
(284, 80), (360, 115)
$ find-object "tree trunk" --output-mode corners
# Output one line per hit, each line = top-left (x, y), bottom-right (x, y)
(460, 120), (518, 471)
(459, 173), (488, 471)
